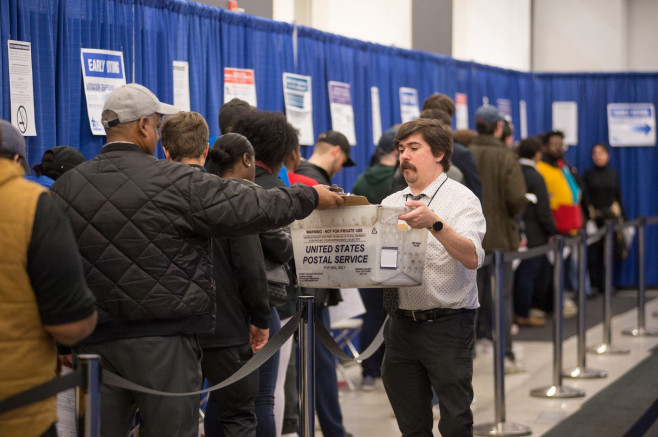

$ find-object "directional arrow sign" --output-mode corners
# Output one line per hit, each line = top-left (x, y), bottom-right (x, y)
(607, 103), (656, 147)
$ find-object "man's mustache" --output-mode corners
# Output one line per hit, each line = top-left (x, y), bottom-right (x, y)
(400, 162), (417, 172)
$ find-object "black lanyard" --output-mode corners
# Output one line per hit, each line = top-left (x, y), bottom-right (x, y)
(405, 173), (448, 207)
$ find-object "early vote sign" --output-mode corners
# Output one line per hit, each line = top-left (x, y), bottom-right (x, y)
(81, 48), (126, 135)
(607, 103), (656, 147)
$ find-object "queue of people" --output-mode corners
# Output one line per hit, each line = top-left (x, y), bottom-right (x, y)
(0, 83), (627, 437)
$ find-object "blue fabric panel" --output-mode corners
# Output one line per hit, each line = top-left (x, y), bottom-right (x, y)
(0, 0), (656, 285)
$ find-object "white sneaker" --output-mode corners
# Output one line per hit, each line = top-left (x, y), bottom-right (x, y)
(529, 308), (547, 319)
(563, 297), (578, 318)
(504, 357), (527, 374)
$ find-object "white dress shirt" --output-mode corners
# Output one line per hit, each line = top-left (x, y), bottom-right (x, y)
(381, 172), (486, 310)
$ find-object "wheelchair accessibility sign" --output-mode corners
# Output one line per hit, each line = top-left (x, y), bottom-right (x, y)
(607, 103), (656, 147)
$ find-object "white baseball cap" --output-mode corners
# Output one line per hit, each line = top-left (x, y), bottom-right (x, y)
(102, 83), (179, 128)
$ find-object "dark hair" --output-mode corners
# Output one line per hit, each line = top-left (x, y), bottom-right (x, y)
(591, 143), (610, 154)
(501, 120), (513, 143)
(161, 112), (209, 160)
(394, 118), (452, 171)
(517, 136), (542, 159)
(206, 133), (254, 176)
(539, 130), (565, 145)
(419, 108), (452, 128)
(421, 93), (456, 116)
(231, 110), (299, 169)
(218, 98), (251, 133)
(475, 119), (498, 135)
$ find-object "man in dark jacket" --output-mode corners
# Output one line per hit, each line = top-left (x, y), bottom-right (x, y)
(51, 84), (343, 437)
(469, 105), (527, 372)
(513, 137), (557, 327)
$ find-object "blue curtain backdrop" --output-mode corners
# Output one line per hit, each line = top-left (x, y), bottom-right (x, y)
(1, 0), (656, 286)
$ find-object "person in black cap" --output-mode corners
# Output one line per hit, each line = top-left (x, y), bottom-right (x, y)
(296, 130), (356, 184)
(27, 146), (86, 188)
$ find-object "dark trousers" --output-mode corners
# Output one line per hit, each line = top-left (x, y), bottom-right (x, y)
(202, 343), (258, 437)
(358, 288), (386, 378)
(514, 255), (553, 317)
(75, 335), (202, 437)
(477, 262), (514, 359)
(588, 239), (605, 292)
(316, 307), (347, 437)
(282, 341), (299, 434)
(382, 311), (476, 437)
(256, 308), (281, 437)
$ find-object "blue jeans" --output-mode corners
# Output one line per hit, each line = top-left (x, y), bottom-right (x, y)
(514, 255), (552, 317)
(255, 307), (280, 437)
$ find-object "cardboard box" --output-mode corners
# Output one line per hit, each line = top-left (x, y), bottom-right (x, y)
(290, 205), (428, 288)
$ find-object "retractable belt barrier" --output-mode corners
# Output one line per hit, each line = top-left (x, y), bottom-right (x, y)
(0, 367), (84, 415)
(2, 216), (655, 437)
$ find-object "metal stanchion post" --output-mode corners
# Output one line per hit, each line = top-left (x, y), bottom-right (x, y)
(297, 296), (316, 437)
(76, 354), (101, 437)
(474, 251), (531, 436)
(588, 221), (630, 354)
(623, 216), (658, 336)
(564, 231), (607, 378)
(531, 238), (585, 398)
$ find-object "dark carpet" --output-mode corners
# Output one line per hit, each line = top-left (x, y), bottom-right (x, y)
(514, 289), (658, 343)
(542, 345), (658, 436)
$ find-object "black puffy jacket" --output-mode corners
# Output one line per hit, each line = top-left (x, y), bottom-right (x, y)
(51, 142), (317, 344)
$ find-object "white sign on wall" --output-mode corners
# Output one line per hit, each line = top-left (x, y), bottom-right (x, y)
(283, 72), (314, 145)
(371, 87), (382, 145)
(607, 103), (656, 147)
(173, 61), (191, 112)
(399, 87), (420, 123)
(328, 81), (357, 145)
(7, 40), (37, 136)
(552, 101), (578, 146)
(455, 93), (468, 130)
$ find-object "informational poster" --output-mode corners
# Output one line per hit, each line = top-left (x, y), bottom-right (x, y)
(80, 48), (126, 135)
(552, 101), (578, 146)
(371, 87), (382, 145)
(224, 67), (257, 107)
(327, 81), (357, 145)
(497, 98), (512, 119)
(7, 40), (36, 136)
(607, 103), (656, 147)
(519, 100), (528, 140)
(399, 87), (420, 123)
(173, 61), (191, 112)
(283, 72), (314, 145)
(455, 92), (468, 130)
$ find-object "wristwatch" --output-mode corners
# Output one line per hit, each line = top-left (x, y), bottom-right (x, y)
(428, 220), (443, 232)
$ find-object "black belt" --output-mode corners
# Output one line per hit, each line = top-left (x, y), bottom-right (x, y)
(397, 307), (470, 322)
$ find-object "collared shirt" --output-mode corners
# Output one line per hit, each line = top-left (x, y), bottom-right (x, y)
(381, 172), (486, 310)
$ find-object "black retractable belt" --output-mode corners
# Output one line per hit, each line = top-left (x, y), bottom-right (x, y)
(0, 367), (84, 415)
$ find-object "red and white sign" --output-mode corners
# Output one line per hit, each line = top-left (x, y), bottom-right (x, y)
(224, 67), (257, 107)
